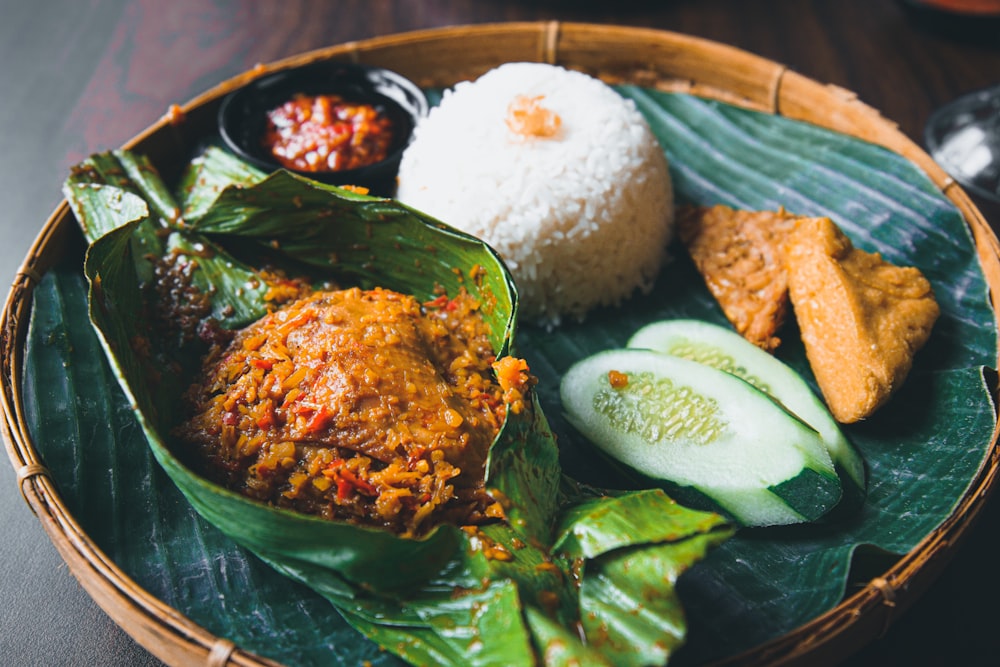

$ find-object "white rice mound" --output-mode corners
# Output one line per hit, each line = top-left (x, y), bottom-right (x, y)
(395, 62), (675, 327)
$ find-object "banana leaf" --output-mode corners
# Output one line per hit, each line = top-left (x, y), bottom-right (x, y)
(520, 89), (997, 664)
(175, 142), (268, 220)
(49, 147), (733, 666)
(22, 87), (997, 666)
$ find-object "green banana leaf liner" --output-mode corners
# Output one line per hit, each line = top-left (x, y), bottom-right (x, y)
(34, 87), (998, 666)
(61, 148), (733, 667)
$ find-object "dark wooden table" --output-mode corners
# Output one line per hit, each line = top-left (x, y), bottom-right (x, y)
(3, 1), (999, 665)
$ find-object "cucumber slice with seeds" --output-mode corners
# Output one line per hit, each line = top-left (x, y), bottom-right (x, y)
(627, 319), (866, 512)
(560, 349), (842, 527)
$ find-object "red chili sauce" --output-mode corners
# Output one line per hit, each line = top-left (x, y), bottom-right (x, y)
(262, 93), (394, 172)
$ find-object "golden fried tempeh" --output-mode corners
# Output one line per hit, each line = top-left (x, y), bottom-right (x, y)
(678, 205), (797, 351)
(784, 216), (939, 423)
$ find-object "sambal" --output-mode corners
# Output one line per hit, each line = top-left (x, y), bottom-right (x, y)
(262, 93), (394, 172)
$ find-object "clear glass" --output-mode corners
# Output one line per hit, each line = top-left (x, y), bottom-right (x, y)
(925, 83), (1000, 208)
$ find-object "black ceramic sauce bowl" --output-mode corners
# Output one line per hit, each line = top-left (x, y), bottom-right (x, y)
(218, 61), (428, 195)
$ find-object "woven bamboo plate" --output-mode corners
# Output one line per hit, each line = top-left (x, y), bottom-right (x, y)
(3, 21), (999, 667)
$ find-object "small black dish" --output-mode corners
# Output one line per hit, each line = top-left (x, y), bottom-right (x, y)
(218, 61), (428, 196)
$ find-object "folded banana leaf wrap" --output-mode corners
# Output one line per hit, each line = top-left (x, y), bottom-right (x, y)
(62, 147), (733, 666)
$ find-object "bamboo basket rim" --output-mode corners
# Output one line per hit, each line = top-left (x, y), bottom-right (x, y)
(3, 21), (999, 667)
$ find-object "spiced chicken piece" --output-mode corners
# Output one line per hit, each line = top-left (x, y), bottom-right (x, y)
(177, 287), (529, 536)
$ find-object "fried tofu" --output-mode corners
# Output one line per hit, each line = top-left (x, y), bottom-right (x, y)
(678, 205), (797, 351)
(784, 216), (939, 424)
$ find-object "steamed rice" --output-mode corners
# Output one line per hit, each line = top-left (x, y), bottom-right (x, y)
(396, 62), (675, 327)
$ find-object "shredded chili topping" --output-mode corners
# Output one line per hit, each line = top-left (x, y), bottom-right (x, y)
(505, 95), (561, 138)
(263, 93), (394, 172)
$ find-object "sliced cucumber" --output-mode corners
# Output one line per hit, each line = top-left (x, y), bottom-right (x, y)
(627, 319), (866, 509)
(560, 349), (842, 527)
